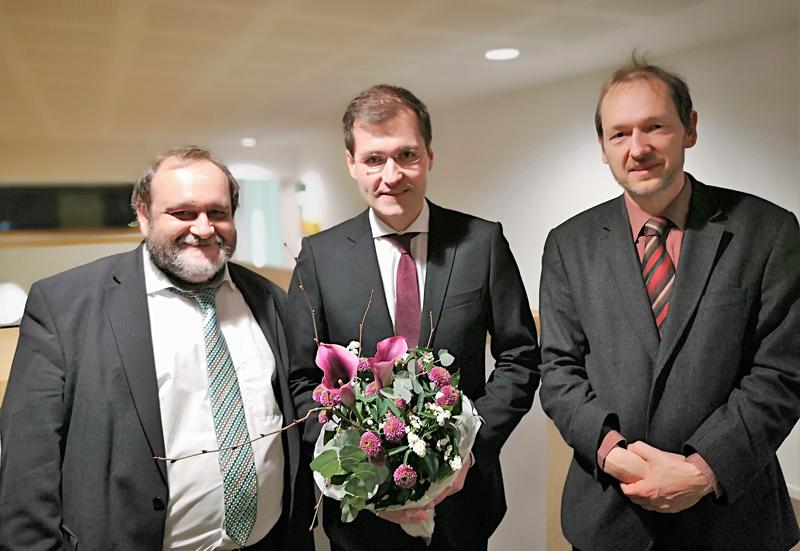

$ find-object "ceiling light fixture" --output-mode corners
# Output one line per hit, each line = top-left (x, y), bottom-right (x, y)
(485, 48), (520, 61)
(240, 137), (257, 148)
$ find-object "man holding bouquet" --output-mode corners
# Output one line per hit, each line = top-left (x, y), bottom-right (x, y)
(287, 85), (540, 551)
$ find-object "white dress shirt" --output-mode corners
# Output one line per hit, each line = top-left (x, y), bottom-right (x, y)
(368, 202), (429, 331)
(143, 249), (285, 550)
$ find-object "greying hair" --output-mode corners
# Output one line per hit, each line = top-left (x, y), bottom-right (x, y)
(595, 53), (693, 138)
(130, 145), (240, 220)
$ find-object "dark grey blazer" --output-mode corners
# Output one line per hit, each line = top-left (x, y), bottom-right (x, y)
(539, 177), (800, 550)
(286, 201), (540, 551)
(0, 245), (315, 551)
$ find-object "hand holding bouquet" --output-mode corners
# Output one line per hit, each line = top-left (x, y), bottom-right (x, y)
(309, 336), (480, 540)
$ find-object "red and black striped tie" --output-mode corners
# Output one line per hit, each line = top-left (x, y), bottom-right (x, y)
(641, 217), (675, 338)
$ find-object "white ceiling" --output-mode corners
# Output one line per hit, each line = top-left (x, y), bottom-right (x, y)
(0, 0), (797, 151)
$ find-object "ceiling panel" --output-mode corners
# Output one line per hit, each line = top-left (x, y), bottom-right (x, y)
(0, 0), (119, 25)
(0, 0), (794, 148)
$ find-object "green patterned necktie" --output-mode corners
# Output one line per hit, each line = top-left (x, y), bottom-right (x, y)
(170, 284), (258, 546)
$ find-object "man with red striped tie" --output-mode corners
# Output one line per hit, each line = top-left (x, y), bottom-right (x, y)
(539, 55), (800, 551)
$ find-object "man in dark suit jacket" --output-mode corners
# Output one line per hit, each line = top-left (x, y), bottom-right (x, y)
(539, 57), (800, 550)
(287, 85), (540, 551)
(0, 147), (314, 550)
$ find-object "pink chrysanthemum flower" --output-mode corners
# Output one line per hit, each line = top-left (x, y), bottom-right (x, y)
(429, 366), (451, 388)
(316, 388), (339, 408)
(357, 358), (371, 372)
(435, 385), (459, 407)
(364, 381), (379, 397)
(359, 431), (383, 458)
(393, 464), (417, 488)
(318, 411), (329, 424)
(382, 413), (406, 442)
(312, 384), (325, 403)
(395, 398), (407, 409)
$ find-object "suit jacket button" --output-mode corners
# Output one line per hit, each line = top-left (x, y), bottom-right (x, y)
(153, 497), (165, 511)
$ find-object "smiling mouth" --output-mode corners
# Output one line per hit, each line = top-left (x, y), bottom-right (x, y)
(629, 164), (660, 174)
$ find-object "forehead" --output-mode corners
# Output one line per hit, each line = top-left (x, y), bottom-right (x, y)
(351, 108), (425, 154)
(150, 159), (230, 204)
(600, 77), (679, 124)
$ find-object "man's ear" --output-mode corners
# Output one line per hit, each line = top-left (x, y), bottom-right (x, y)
(136, 201), (150, 236)
(426, 146), (434, 171)
(599, 137), (609, 165)
(684, 111), (698, 149)
(346, 149), (358, 180)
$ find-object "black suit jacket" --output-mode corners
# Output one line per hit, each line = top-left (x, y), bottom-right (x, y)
(286, 201), (540, 551)
(0, 246), (315, 551)
(539, 178), (800, 550)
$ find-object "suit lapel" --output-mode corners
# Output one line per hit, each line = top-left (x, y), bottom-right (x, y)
(104, 246), (167, 484)
(233, 265), (283, 374)
(598, 197), (660, 359)
(231, 265), (301, 512)
(420, 202), (457, 348)
(346, 212), (394, 345)
(654, 180), (725, 375)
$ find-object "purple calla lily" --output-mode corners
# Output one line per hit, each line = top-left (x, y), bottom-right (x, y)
(315, 343), (358, 408)
(369, 336), (408, 388)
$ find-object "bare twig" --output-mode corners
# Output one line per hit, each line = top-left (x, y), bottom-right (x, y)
(358, 289), (375, 347)
(309, 488), (326, 531)
(154, 407), (328, 463)
(294, 257), (320, 347)
(426, 311), (435, 349)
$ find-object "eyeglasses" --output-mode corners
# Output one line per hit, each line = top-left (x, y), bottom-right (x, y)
(357, 149), (423, 175)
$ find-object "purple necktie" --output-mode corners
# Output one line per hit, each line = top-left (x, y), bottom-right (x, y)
(388, 233), (420, 347)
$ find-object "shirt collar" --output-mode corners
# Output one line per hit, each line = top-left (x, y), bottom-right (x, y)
(624, 173), (692, 240)
(143, 246), (232, 295)
(368, 200), (430, 238)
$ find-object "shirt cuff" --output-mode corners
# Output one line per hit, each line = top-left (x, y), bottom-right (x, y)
(597, 430), (626, 470)
(686, 452), (721, 498)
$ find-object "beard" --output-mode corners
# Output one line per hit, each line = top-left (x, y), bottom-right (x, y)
(146, 231), (236, 285)
(612, 150), (684, 199)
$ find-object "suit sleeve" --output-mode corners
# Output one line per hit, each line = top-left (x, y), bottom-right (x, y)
(470, 222), (541, 466)
(684, 211), (800, 503)
(286, 237), (328, 446)
(538, 230), (619, 478)
(0, 283), (68, 550)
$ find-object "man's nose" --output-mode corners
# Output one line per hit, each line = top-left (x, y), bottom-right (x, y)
(190, 212), (215, 239)
(381, 158), (402, 185)
(630, 129), (651, 159)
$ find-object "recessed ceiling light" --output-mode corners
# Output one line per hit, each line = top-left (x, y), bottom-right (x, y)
(485, 48), (520, 61)
(240, 137), (257, 148)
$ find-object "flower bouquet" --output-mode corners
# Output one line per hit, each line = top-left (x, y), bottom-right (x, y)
(309, 336), (481, 540)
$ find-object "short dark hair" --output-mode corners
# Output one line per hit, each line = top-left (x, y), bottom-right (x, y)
(131, 146), (240, 220)
(342, 84), (432, 155)
(595, 53), (694, 138)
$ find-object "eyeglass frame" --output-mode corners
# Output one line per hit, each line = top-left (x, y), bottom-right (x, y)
(351, 148), (427, 175)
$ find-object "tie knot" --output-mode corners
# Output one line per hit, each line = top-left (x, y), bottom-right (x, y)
(642, 217), (671, 238)
(169, 282), (223, 310)
(387, 232), (418, 254)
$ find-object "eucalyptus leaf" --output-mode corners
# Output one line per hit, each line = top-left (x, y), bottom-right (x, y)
(310, 449), (344, 478)
(393, 377), (413, 403)
(438, 350), (455, 367)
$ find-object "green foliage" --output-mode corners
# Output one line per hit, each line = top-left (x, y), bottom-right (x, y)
(438, 349), (455, 367)
(311, 343), (470, 524)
